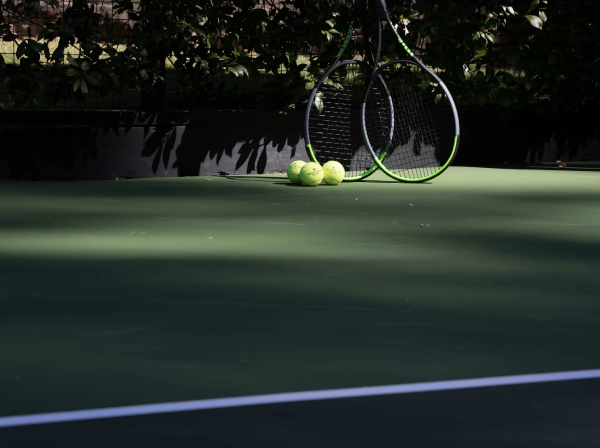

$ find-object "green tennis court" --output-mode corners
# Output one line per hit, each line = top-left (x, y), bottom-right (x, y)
(2, 164), (600, 446)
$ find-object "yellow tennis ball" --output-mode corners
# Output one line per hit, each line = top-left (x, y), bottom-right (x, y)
(322, 161), (345, 185)
(287, 160), (306, 184)
(299, 162), (323, 186)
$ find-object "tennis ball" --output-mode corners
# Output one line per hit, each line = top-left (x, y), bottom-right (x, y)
(299, 162), (323, 186)
(287, 160), (306, 184)
(322, 161), (345, 185)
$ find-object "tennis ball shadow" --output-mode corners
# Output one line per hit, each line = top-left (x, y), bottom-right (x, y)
(274, 182), (305, 187)
(361, 179), (431, 184)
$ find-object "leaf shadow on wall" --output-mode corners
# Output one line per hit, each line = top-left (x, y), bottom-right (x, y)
(140, 121), (301, 177)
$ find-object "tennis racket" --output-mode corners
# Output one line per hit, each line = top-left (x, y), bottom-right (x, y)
(303, 0), (388, 181)
(361, 0), (460, 182)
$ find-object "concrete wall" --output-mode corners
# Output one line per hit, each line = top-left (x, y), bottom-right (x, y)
(1, 106), (598, 181)
(0, 110), (306, 180)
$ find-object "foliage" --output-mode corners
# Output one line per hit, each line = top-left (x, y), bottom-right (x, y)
(1, 0), (146, 107)
(0, 0), (598, 119)
(399, 0), (600, 120)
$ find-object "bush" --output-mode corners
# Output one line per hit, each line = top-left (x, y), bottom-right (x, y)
(1, 0), (598, 121)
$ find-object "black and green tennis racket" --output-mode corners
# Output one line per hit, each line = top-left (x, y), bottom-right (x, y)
(361, 0), (460, 182)
(303, 0), (388, 181)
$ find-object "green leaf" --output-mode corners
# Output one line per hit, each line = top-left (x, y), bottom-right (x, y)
(16, 42), (26, 59)
(547, 52), (556, 64)
(462, 65), (471, 80)
(539, 11), (547, 24)
(525, 15), (543, 29)
(305, 81), (314, 90)
(28, 39), (41, 51)
(321, 30), (332, 43)
(73, 78), (81, 92)
(496, 90), (517, 108)
(80, 78), (88, 94)
(73, 17), (86, 28)
(314, 95), (323, 113)
(475, 47), (487, 58)
(66, 68), (77, 77)
(84, 73), (99, 85)
(325, 20), (335, 28)
(108, 72), (120, 87)
(16, 93), (30, 107)
(67, 53), (77, 67)
(52, 45), (65, 61)
(529, 0), (540, 10)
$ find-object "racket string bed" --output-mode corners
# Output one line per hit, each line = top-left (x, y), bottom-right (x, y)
(364, 63), (456, 180)
(308, 62), (374, 179)
(310, 85), (355, 172)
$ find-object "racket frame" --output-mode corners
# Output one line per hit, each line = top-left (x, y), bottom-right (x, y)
(359, 0), (461, 182)
(303, 0), (382, 181)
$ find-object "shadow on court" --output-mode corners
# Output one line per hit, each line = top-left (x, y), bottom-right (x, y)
(1, 168), (600, 446)
(3, 379), (600, 448)
(223, 176), (411, 185)
(222, 175), (286, 181)
(478, 162), (600, 172)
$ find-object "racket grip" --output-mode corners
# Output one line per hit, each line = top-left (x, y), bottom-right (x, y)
(374, 0), (388, 20)
(355, 0), (366, 17)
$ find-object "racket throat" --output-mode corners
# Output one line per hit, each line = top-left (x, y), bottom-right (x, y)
(373, 0), (389, 21)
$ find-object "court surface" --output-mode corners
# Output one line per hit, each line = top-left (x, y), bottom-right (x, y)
(1, 163), (600, 446)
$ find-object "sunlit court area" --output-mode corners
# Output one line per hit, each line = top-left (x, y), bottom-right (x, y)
(1, 0), (599, 446)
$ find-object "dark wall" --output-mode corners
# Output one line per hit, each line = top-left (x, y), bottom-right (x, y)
(0, 110), (306, 180)
(0, 106), (598, 181)
(455, 104), (600, 166)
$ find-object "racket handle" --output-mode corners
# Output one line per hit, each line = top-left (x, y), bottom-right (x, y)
(355, 0), (366, 17)
(374, 0), (388, 20)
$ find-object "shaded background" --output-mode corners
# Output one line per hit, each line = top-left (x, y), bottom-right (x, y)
(1, 105), (598, 180)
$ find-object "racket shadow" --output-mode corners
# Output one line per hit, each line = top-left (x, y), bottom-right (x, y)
(360, 179), (432, 184)
(223, 175), (288, 182)
(220, 175), (432, 185)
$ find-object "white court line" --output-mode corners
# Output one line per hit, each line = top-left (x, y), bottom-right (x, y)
(1, 369), (599, 429)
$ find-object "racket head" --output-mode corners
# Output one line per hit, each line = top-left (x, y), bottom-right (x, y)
(361, 60), (460, 182)
(304, 60), (380, 181)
